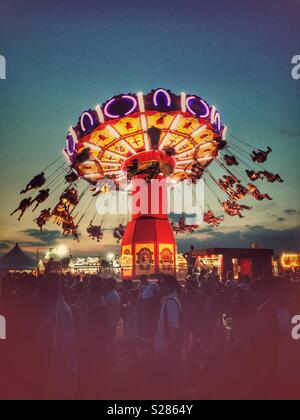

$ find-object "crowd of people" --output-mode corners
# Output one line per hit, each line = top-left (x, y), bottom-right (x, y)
(0, 263), (299, 400)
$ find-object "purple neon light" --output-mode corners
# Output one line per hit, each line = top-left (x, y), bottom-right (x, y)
(104, 95), (138, 119)
(186, 96), (210, 119)
(213, 112), (221, 132)
(80, 112), (94, 132)
(153, 89), (172, 107)
(104, 99), (118, 118)
(63, 148), (72, 162)
(123, 96), (138, 115)
(66, 132), (76, 155)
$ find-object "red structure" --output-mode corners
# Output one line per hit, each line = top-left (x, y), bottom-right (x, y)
(193, 248), (274, 281)
(121, 151), (177, 278)
(61, 89), (226, 279)
(15, 88), (243, 279)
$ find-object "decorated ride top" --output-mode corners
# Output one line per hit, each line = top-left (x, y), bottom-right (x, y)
(65, 89), (227, 185)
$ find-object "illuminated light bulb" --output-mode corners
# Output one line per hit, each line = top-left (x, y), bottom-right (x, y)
(56, 245), (68, 257)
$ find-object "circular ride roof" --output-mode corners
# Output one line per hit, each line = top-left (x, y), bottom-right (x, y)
(65, 89), (226, 185)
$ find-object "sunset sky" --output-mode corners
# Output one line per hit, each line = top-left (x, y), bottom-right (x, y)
(0, 0), (299, 257)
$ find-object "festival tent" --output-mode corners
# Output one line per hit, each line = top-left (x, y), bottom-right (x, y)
(0, 243), (37, 271)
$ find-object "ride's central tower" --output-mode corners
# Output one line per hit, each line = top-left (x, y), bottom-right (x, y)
(120, 151), (177, 279)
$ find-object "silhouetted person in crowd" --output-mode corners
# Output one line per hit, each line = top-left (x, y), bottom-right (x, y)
(0, 273), (40, 399)
(154, 275), (182, 399)
(138, 275), (149, 296)
(104, 278), (121, 350)
(139, 281), (160, 349)
(182, 276), (204, 373)
(125, 289), (141, 361)
(37, 273), (77, 400)
(76, 276), (111, 399)
(1, 264), (300, 401)
(225, 271), (236, 289)
(184, 245), (197, 275)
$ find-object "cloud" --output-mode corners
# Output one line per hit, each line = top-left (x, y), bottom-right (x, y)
(21, 241), (50, 248)
(0, 241), (16, 256)
(0, 242), (11, 250)
(177, 226), (300, 255)
(21, 229), (62, 247)
(279, 129), (300, 138)
(283, 209), (298, 215)
(247, 225), (265, 232)
(169, 213), (198, 223)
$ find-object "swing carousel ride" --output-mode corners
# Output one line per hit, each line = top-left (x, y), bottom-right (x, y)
(11, 89), (284, 278)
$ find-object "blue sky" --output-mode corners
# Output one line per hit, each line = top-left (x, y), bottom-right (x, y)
(0, 0), (299, 256)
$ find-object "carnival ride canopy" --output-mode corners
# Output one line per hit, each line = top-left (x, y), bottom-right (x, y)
(65, 89), (225, 185)
(10, 88), (283, 241)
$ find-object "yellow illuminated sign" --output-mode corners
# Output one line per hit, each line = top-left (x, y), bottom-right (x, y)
(281, 253), (300, 269)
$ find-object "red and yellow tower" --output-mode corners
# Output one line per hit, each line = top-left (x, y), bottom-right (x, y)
(121, 150), (177, 279)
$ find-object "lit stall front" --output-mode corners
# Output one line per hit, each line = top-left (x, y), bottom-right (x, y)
(280, 253), (300, 271)
(69, 257), (101, 274)
(193, 248), (274, 281)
